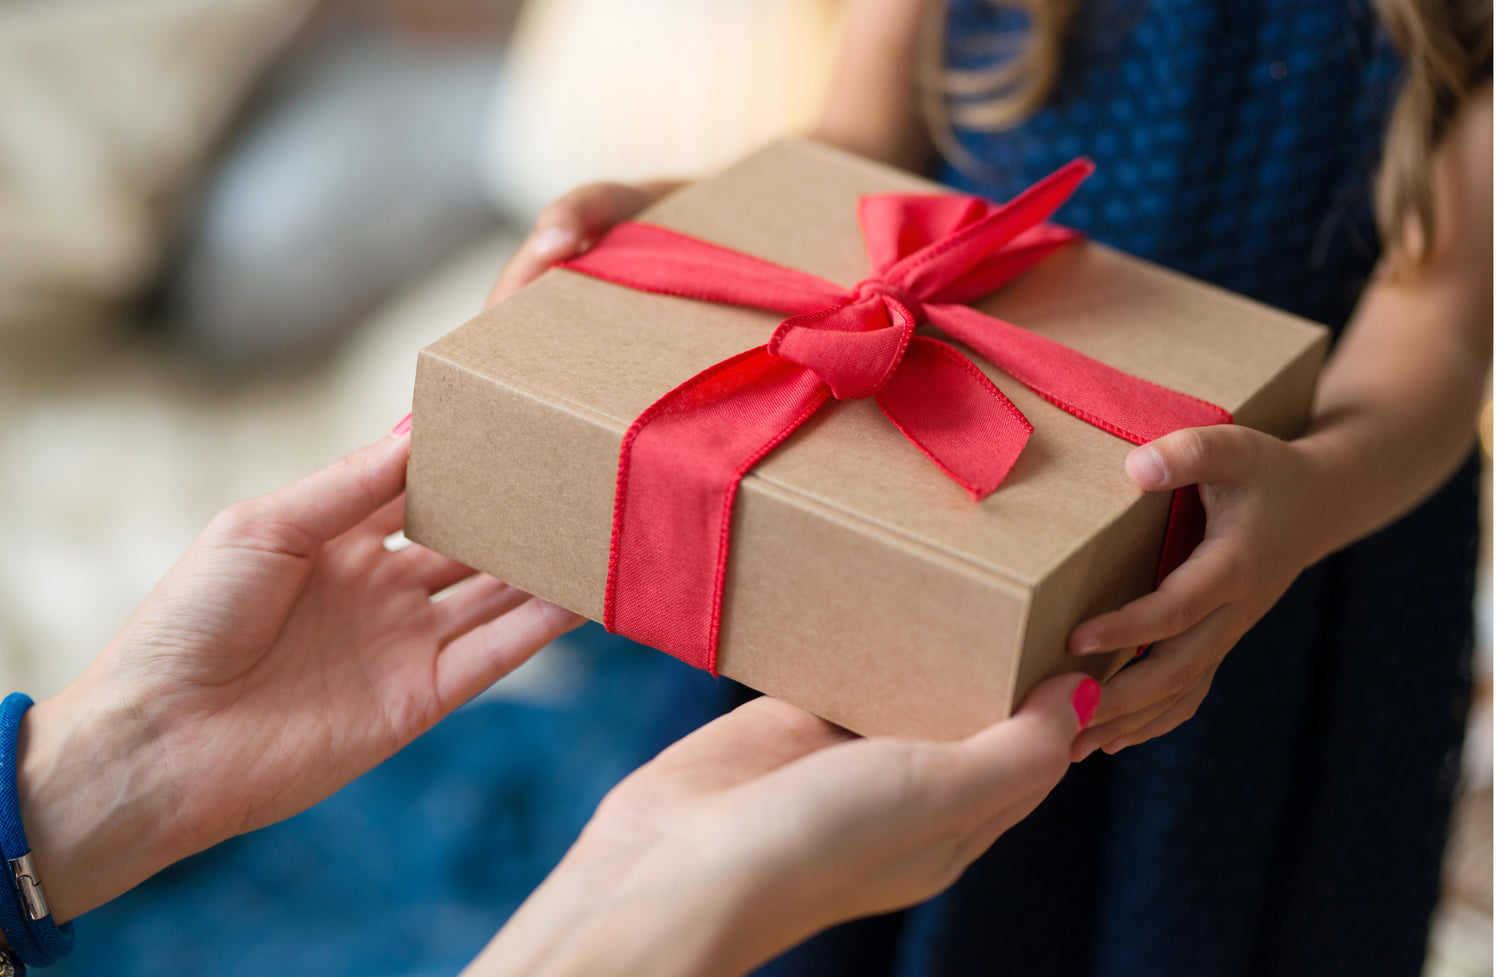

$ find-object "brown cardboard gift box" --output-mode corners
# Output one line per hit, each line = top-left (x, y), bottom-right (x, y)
(405, 138), (1328, 740)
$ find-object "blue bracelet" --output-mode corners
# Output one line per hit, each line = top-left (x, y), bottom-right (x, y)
(0, 695), (73, 968)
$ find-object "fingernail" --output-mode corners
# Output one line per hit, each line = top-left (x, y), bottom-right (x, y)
(1074, 635), (1101, 655)
(530, 227), (577, 258)
(1071, 678), (1101, 730)
(1103, 737), (1130, 755)
(1126, 446), (1168, 489)
(391, 413), (412, 437)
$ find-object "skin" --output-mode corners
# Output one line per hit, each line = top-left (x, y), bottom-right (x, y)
(498, 0), (1493, 765)
(20, 428), (587, 923)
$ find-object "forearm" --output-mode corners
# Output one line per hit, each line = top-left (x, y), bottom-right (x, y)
(809, 0), (934, 172)
(1296, 282), (1489, 563)
(1294, 82), (1492, 564)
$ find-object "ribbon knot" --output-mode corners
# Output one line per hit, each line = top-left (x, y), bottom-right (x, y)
(854, 277), (924, 321)
(766, 279), (919, 400)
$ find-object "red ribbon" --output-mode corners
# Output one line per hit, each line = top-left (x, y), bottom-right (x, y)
(562, 159), (1232, 673)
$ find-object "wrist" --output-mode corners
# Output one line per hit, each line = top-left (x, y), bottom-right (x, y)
(17, 677), (185, 922)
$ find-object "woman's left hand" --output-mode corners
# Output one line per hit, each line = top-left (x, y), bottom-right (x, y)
(1066, 424), (1328, 760)
(23, 424), (584, 921)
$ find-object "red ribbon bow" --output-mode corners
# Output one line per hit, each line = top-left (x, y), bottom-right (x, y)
(563, 159), (1231, 673)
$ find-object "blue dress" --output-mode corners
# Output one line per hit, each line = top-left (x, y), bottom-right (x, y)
(737, 2), (1480, 974)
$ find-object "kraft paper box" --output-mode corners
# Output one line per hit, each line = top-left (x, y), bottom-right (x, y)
(405, 138), (1328, 740)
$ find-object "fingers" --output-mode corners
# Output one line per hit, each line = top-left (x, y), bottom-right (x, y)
(431, 574), (536, 639)
(1125, 424), (1265, 492)
(362, 494), (409, 541)
(1069, 609), (1234, 760)
(391, 545), (480, 595)
(487, 182), (664, 307)
(210, 431), (410, 557)
(1101, 669), (1214, 754)
(1069, 534), (1241, 654)
(435, 591), (584, 710)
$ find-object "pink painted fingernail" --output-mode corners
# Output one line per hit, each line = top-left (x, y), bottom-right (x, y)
(1126, 446), (1168, 489)
(1071, 678), (1101, 730)
(391, 413), (412, 437)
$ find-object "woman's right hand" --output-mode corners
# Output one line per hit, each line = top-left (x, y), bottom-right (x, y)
(487, 180), (685, 307)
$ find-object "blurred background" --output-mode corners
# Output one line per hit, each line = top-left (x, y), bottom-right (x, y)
(0, 0), (1488, 974)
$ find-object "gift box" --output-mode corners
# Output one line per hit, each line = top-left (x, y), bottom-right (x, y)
(405, 139), (1327, 740)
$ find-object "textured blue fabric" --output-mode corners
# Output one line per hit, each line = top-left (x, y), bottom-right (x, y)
(0, 693), (73, 969)
(731, 3), (1477, 976)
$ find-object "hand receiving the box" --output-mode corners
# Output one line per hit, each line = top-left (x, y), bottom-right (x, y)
(469, 673), (1098, 977)
(1066, 424), (1328, 759)
(20, 427), (582, 921)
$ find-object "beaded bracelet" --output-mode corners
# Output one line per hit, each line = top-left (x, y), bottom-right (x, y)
(0, 694), (73, 968)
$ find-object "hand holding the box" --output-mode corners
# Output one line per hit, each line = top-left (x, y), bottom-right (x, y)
(16, 427), (583, 923)
(469, 673), (1100, 977)
(1068, 424), (1326, 759)
(487, 179), (685, 305)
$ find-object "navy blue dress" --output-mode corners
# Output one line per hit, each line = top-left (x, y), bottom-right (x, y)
(739, 2), (1480, 975)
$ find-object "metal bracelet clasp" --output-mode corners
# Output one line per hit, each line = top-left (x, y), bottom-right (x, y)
(8, 852), (49, 921)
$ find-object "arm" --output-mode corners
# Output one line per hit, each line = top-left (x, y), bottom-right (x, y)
(1069, 82), (1493, 756)
(487, 0), (935, 307)
(464, 674), (1097, 977)
(1298, 81), (1492, 558)
(17, 427), (582, 921)
(808, 0), (935, 172)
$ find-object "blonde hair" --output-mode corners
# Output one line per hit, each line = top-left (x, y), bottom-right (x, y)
(920, 0), (1492, 267)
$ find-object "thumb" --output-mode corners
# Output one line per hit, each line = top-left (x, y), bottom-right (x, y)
(221, 427), (411, 556)
(1124, 424), (1254, 492)
(959, 673), (1098, 802)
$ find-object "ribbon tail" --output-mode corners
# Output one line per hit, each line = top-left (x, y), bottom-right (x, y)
(928, 303), (1233, 444)
(605, 347), (830, 672)
(876, 337), (1033, 500)
(928, 224), (1084, 306)
(891, 159), (1095, 296)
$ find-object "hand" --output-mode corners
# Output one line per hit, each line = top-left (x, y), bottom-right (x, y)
(22, 426), (583, 920)
(1067, 424), (1328, 760)
(469, 673), (1098, 977)
(487, 180), (684, 306)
